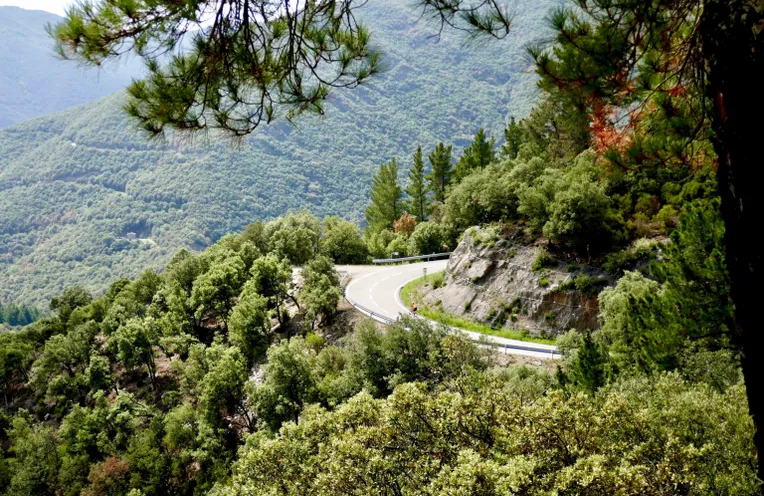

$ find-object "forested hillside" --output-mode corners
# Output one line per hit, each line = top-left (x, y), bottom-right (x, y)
(0, 212), (757, 495)
(0, 7), (143, 129)
(0, 0), (555, 306)
(2, 0), (762, 492)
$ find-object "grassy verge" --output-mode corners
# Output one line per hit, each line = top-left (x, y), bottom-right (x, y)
(401, 272), (556, 346)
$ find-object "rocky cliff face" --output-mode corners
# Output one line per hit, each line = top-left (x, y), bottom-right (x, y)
(423, 226), (612, 337)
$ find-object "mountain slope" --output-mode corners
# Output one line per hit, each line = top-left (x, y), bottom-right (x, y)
(0, 0), (558, 305)
(0, 6), (143, 129)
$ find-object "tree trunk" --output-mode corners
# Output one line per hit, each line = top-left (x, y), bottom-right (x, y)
(701, 0), (764, 482)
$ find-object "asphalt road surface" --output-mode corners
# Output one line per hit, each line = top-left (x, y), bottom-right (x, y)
(339, 261), (559, 359)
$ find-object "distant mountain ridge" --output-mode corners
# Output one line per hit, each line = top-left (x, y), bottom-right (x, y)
(0, 0), (559, 305)
(0, 6), (143, 128)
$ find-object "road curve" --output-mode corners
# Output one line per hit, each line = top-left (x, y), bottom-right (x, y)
(339, 262), (559, 359)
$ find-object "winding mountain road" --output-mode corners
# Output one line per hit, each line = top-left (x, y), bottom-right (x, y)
(339, 261), (559, 359)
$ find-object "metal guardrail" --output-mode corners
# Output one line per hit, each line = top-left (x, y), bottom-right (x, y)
(345, 298), (397, 324)
(338, 270), (396, 324)
(372, 252), (452, 264)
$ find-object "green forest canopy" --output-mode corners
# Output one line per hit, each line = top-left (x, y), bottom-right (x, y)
(0, 0), (555, 306)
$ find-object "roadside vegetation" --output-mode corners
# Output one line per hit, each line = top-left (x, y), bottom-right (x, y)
(1, 0), (761, 492)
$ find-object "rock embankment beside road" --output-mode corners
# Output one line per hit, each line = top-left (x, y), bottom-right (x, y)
(423, 226), (612, 337)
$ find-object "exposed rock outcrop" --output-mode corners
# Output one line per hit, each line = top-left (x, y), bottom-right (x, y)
(423, 226), (613, 337)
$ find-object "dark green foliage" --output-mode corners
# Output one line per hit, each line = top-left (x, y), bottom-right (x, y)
(50, 286), (92, 326)
(228, 290), (271, 364)
(558, 203), (737, 388)
(567, 331), (606, 394)
(649, 201), (732, 347)
(553, 274), (609, 296)
(441, 162), (519, 229)
(452, 128), (496, 182)
(298, 256), (342, 328)
(50, 1), (381, 136)
(320, 217), (368, 264)
(250, 337), (319, 431)
(346, 317), (488, 398)
(223, 372), (757, 495)
(263, 210), (321, 265)
(1, 0), (758, 491)
(531, 250), (557, 272)
(602, 240), (657, 276)
(365, 158), (404, 232)
(405, 147), (430, 221)
(407, 222), (448, 256)
(500, 117), (525, 159)
(247, 254), (292, 325)
(426, 143), (454, 203)
(0, 303), (43, 327)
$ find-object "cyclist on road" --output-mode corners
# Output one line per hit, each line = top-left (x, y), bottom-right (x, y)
(410, 303), (418, 316)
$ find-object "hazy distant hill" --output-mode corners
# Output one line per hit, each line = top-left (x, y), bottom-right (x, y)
(0, 6), (143, 128)
(0, 0), (558, 305)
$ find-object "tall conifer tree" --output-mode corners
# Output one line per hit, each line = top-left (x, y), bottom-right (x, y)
(365, 159), (403, 232)
(500, 117), (525, 159)
(453, 128), (496, 182)
(427, 143), (453, 203)
(406, 147), (430, 221)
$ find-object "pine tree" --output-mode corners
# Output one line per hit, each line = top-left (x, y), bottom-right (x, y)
(50, 1), (380, 136)
(427, 143), (453, 203)
(406, 147), (430, 221)
(500, 117), (526, 159)
(366, 159), (403, 232)
(453, 128), (496, 182)
(569, 331), (606, 394)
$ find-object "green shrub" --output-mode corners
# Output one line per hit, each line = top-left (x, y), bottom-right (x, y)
(430, 271), (445, 289)
(305, 332), (325, 352)
(532, 250), (557, 271)
(539, 278), (550, 287)
(603, 238), (657, 276)
(407, 222), (447, 256)
(554, 274), (609, 296)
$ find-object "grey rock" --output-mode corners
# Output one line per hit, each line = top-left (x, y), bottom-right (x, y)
(423, 226), (612, 337)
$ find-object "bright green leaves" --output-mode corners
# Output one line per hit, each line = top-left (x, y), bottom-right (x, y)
(298, 256), (341, 329)
(263, 210), (321, 265)
(190, 254), (246, 323)
(250, 336), (319, 431)
(320, 217), (368, 264)
(225, 371), (758, 495)
(109, 319), (159, 388)
(228, 290), (270, 364)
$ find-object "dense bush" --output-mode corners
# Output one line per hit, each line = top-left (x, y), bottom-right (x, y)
(221, 372), (757, 495)
(320, 217), (368, 264)
(407, 222), (448, 256)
